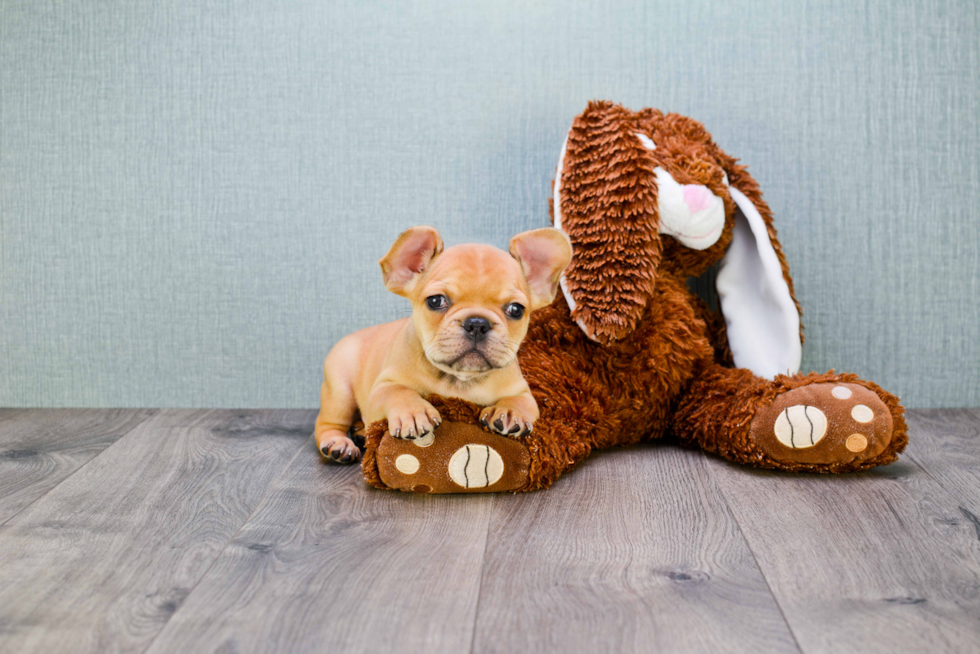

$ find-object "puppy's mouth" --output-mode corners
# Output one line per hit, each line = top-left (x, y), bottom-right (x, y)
(424, 324), (518, 378)
(447, 349), (491, 368)
(429, 347), (496, 375)
(427, 339), (516, 376)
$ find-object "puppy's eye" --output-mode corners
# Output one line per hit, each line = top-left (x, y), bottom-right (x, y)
(504, 303), (525, 320)
(426, 295), (449, 311)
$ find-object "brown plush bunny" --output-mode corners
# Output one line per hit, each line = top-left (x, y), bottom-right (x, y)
(361, 100), (907, 493)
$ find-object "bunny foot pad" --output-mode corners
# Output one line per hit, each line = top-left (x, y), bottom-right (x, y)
(751, 382), (895, 467)
(362, 400), (531, 494)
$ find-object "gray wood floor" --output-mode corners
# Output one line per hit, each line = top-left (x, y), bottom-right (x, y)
(0, 408), (978, 653)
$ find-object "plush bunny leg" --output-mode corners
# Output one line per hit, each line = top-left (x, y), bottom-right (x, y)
(673, 364), (907, 472)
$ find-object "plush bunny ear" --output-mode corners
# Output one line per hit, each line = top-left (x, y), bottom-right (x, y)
(552, 101), (661, 344)
(715, 188), (802, 380)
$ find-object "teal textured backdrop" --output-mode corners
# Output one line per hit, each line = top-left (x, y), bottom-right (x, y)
(1, 0), (978, 408)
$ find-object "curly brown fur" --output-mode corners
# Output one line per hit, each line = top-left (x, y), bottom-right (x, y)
(674, 369), (907, 473)
(362, 100), (906, 492)
(558, 102), (662, 344)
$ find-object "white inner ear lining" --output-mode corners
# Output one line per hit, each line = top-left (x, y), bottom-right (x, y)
(635, 132), (656, 150)
(716, 187), (802, 379)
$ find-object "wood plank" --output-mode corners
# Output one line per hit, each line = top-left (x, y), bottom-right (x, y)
(144, 442), (494, 654)
(0, 409), (313, 654)
(705, 426), (980, 653)
(904, 409), (980, 508)
(471, 446), (799, 654)
(0, 409), (156, 524)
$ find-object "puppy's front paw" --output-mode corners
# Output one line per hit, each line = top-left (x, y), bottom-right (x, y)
(480, 405), (533, 438)
(388, 400), (441, 440)
(319, 434), (361, 464)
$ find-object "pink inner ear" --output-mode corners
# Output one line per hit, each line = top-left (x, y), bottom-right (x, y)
(402, 245), (430, 274)
(388, 231), (438, 286)
(517, 243), (554, 283)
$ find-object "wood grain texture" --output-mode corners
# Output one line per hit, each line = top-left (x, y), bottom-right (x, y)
(471, 446), (799, 654)
(904, 409), (980, 509)
(706, 414), (980, 653)
(3, 409), (980, 653)
(0, 408), (155, 524)
(0, 409), (313, 654)
(144, 442), (494, 654)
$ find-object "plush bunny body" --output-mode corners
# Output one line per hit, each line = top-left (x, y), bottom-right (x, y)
(361, 101), (906, 493)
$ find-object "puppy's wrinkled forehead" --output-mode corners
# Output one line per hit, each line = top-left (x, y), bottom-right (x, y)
(420, 244), (527, 303)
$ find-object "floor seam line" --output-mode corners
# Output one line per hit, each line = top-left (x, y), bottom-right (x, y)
(904, 448), (977, 512)
(702, 454), (806, 654)
(467, 493), (496, 654)
(0, 409), (159, 529)
(137, 428), (315, 654)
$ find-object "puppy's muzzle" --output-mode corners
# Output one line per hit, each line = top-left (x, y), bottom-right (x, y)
(462, 316), (492, 343)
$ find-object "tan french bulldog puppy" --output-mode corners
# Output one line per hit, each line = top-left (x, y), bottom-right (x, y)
(315, 226), (572, 464)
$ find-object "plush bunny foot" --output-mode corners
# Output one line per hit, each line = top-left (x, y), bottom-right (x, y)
(750, 382), (895, 466)
(370, 420), (531, 493)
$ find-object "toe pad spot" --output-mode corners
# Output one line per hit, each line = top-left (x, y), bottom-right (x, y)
(851, 404), (874, 423)
(395, 454), (420, 474)
(846, 434), (869, 452)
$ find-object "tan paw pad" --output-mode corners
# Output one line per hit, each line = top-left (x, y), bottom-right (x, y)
(851, 404), (874, 423)
(846, 434), (868, 452)
(394, 454), (420, 474)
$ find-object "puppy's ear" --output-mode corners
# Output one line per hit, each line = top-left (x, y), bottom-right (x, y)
(379, 226), (444, 296)
(509, 228), (573, 311)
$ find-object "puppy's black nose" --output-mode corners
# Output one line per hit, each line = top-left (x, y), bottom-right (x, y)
(462, 316), (492, 342)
